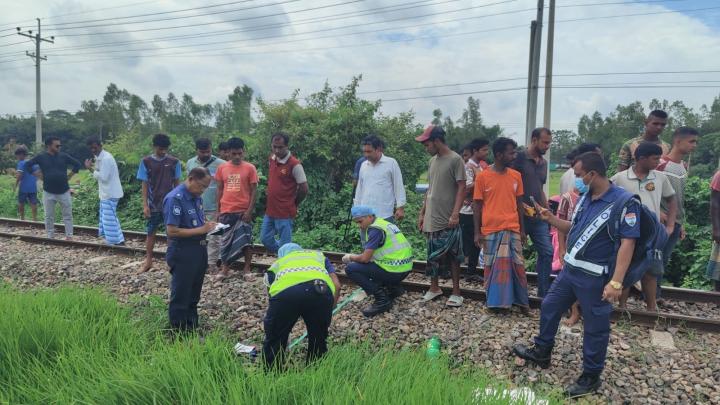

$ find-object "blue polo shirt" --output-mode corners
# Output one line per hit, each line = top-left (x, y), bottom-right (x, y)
(566, 184), (640, 268)
(163, 183), (205, 242)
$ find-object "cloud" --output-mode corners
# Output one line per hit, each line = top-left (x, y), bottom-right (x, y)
(1, 0), (719, 136)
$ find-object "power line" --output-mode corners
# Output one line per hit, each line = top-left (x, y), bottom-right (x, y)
(46, 3), (527, 57)
(41, 0), (683, 54)
(46, 0), (466, 52)
(2, 2), (716, 70)
(52, 0), (376, 36)
(0, 1), (164, 30)
(45, 2), (714, 60)
(43, 0), (260, 27)
(47, 0), (303, 31)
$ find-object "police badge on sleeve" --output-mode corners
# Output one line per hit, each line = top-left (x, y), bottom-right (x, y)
(173, 205), (181, 216)
(624, 212), (637, 226)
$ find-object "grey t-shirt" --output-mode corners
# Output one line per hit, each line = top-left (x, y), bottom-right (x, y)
(513, 149), (547, 206)
(423, 151), (466, 233)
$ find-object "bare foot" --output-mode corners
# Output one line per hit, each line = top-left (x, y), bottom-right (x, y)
(563, 314), (581, 327)
(213, 271), (230, 281)
(137, 260), (153, 274)
(243, 272), (256, 282)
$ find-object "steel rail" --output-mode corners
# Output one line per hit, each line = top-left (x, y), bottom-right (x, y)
(1, 217), (718, 305)
(1, 230), (718, 333)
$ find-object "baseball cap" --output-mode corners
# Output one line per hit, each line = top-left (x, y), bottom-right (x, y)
(415, 125), (445, 142)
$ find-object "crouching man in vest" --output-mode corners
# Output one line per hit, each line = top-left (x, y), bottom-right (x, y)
(343, 205), (413, 317)
(262, 243), (341, 369)
(512, 152), (640, 398)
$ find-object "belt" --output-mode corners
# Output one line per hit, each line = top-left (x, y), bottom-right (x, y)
(173, 238), (207, 246)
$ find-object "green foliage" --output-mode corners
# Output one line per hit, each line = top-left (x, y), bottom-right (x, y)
(549, 129), (579, 165)
(665, 177), (712, 289)
(432, 97), (503, 152)
(0, 286), (558, 404)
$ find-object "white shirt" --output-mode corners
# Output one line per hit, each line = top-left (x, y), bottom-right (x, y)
(559, 167), (576, 195)
(611, 167), (675, 220)
(353, 154), (406, 219)
(92, 149), (124, 200)
(460, 158), (480, 215)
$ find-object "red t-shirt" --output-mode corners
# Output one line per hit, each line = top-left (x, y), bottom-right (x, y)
(266, 154), (301, 218)
(215, 161), (259, 213)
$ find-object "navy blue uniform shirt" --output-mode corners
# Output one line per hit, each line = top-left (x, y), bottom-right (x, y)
(566, 184), (640, 267)
(362, 227), (385, 250)
(163, 183), (205, 243)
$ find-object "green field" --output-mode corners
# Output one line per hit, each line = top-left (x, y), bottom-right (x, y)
(0, 285), (558, 404)
(548, 170), (563, 197)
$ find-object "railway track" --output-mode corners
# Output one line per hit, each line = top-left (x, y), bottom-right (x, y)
(1, 224), (718, 333)
(3, 217), (718, 305)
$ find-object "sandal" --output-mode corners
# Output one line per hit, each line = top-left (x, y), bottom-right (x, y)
(446, 295), (464, 307)
(421, 290), (443, 302)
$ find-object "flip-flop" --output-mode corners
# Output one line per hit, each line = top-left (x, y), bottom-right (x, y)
(421, 290), (443, 302)
(446, 294), (464, 307)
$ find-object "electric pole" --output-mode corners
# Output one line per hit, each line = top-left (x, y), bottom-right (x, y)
(525, 0), (544, 147)
(543, 0), (555, 196)
(17, 19), (54, 150)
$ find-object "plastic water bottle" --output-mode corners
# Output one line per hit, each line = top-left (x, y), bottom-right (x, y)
(426, 336), (441, 358)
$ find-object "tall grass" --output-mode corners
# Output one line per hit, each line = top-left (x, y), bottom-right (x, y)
(0, 286), (557, 404)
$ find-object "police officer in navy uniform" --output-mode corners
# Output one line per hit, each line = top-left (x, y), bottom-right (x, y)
(262, 243), (341, 369)
(513, 152), (640, 397)
(163, 167), (215, 332)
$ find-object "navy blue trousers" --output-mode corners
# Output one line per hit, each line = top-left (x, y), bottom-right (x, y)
(262, 282), (334, 368)
(167, 241), (208, 331)
(534, 267), (613, 374)
(345, 261), (408, 295)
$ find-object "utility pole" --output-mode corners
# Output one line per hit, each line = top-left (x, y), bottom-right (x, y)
(543, 0), (555, 196)
(525, 0), (544, 147)
(18, 19), (54, 150)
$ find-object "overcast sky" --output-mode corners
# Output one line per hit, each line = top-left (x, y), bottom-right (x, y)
(1, 0), (719, 141)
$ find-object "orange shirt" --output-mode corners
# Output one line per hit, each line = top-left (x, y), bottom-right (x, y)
(473, 167), (523, 235)
(215, 161), (259, 213)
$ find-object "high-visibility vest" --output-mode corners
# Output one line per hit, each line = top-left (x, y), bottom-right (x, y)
(362, 217), (413, 273)
(268, 250), (336, 297)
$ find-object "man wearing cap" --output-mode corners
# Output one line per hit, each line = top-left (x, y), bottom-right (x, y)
(262, 243), (342, 369)
(343, 205), (413, 317)
(416, 125), (466, 306)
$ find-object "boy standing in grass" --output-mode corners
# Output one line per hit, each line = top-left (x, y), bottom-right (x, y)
(14, 147), (38, 221)
(136, 133), (182, 273)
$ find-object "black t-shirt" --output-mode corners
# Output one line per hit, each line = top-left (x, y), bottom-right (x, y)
(25, 152), (82, 194)
(513, 149), (547, 206)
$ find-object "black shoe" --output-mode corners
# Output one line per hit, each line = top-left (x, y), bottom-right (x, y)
(512, 343), (552, 369)
(362, 288), (392, 317)
(565, 372), (601, 398)
(387, 285), (405, 299)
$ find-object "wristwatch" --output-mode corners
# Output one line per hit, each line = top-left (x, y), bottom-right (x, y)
(609, 280), (623, 290)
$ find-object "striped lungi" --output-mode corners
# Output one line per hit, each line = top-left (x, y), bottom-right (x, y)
(98, 198), (124, 245)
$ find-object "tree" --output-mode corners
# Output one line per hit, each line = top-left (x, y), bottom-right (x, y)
(550, 129), (579, 165)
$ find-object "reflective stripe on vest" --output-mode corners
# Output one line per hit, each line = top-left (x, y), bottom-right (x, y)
(564, 202), (615, 276)
(268, 250), (335, 297)
(362, 217), (413, 273)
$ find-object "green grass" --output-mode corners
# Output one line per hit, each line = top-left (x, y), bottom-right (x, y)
(548, 170), (563, 197)
(0, 285), (558, 404)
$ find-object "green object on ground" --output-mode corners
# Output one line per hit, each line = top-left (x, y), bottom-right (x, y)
(288, 288), (363, 350)
(426, 336), (441, 358)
